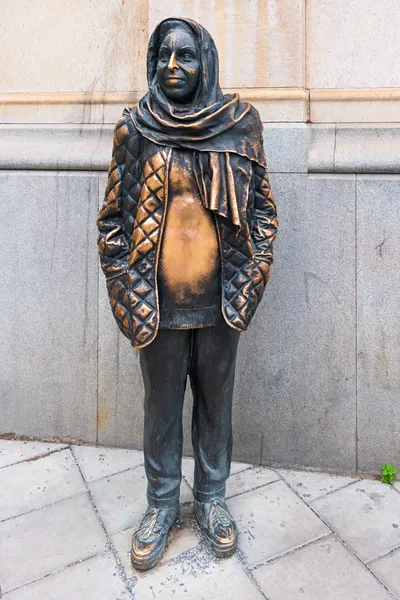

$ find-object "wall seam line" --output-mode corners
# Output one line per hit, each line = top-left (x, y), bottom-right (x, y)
(355, 174), (359, 473)
(96, 177), (100, 445)
(333, 124), (337, 173)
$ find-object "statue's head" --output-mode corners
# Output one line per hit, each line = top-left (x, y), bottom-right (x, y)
(156, 19), (201, 104)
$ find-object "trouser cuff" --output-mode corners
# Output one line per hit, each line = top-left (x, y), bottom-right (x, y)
(147, 493), (180, 509)
(193, 485), (226, 503)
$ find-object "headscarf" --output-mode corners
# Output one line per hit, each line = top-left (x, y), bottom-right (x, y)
(131, 17), (266, 229)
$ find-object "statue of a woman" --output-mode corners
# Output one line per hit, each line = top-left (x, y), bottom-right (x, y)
(97, 17), (278, 571)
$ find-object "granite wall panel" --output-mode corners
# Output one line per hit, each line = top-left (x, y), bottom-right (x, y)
(0, 172), (99, 442)
(356, 175), (400, 473)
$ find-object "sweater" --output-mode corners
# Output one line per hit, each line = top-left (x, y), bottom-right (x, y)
(158, 149), (222, 329)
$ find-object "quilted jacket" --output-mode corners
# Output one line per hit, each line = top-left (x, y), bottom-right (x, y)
(97, 108), (278, 349)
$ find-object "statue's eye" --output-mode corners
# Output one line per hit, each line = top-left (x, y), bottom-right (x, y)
(158, 51), (169, 62)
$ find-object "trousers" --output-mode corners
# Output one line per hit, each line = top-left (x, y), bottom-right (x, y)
(139, 323), (240, 507)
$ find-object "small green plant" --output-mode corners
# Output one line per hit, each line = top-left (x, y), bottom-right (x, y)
(381, 463), (398, 485)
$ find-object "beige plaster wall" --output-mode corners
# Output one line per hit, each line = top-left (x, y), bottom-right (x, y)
(0, 1), (399, 123)
(1, 0), (148, 93)
(149, 0), (304, 89)
(307, 0), (400, 89)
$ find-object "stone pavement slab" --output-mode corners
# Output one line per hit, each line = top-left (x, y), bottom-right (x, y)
(230, 461), (254, 474)
(226, 466), (280, 498)
(3, 553), (130, 600)
(88, 466), (148, 535)
(0, 449), (86, 521)
(72, 445), (143, 483)
(0, 493), (107, 593)
(89, 466), (193, 536)
(312, 479), (400, 563)
(253, 534), (392, 600)
(133, 553), (264, 599)
(0, 440), (67, 469)
(277, 468), (358, 501)
(179, 478), (194, 504)
(2, 440), (400, 599)
(113, 522), (200, 577)
(228, 480), (330, 568)
(370, 548), (400, 598)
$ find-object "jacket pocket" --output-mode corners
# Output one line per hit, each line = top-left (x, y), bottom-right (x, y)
(104, 267), (133, 340)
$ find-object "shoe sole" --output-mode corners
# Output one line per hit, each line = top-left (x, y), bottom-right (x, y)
(203, 530), (238, 558)
(131, 547), (165, 571)
(130, 518), (178, 571)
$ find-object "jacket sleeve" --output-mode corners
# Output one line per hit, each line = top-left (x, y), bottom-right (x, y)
(96, 109), (141, 279)
(252, 160), (278, 285)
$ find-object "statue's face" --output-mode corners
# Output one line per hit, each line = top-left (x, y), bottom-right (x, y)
(157, 25), (200, 103)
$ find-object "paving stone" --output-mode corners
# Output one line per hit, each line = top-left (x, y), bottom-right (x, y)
(133, 554), (264, 599)
(277, 468), (358, 502)
(0, 494), (107, 593)
(370, 548), (400, 598)
(0, 441), (67, 469)
(72, 445), (143, 483)
(88, 466), (148, 535)
(312, 479), (400, 563)
(230, 461), (254, 475)
(180, 478), (193, 504)
(89, 467), (192, 535)
(0, 450), (86, 521)
(228, 480), (329, 568)
(113, 523), (200, 577)
(254, 534), (392, 600)
(226, 467), (280, 499)
(3, 553), (130, 600)
(181, 457), (195, 488)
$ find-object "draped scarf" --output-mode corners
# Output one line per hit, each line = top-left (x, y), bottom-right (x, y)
(131, 17), (266, 229)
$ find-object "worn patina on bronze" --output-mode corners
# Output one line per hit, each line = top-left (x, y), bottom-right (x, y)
(97, 17), (278, 571)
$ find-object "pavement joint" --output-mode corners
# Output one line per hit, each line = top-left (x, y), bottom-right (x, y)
(3, 552), (102, 596)
(250, 531), (333, 572)
(277, 474), (363, 503)
(303, 479), (363, 502)
(235, 547), (270, 600)
(0, 444), (69, 471)
(81, 461), (145, 484)
(0, 489), (87, 526)
(69, 446), (136, 599)
(226, 475), (282, 500)
(366, 543), (400, 566)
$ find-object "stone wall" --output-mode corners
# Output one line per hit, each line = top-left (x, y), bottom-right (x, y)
(1, 0), (399, 474)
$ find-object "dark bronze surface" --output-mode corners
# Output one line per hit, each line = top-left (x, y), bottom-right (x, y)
(195, 498), (238, 558)
(97, 17), (278, 570)
(97, 15), (277, 349)
(131, 504), (179, 571)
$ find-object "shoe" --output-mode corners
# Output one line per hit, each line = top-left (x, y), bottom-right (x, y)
(194, 497), (238, 557)
(131, 504), (179, 571)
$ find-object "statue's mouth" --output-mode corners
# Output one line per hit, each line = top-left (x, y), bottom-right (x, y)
(166, 76), (184, 83)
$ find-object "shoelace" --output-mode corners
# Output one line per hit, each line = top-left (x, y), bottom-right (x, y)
(138, 507), (160, 540)
(209, 498), (232, 529)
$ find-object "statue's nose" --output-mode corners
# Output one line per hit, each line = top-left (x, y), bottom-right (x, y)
(167, 52), (178, 70)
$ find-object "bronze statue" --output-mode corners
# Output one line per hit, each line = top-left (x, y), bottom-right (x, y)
(97, 17), (278, 571)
